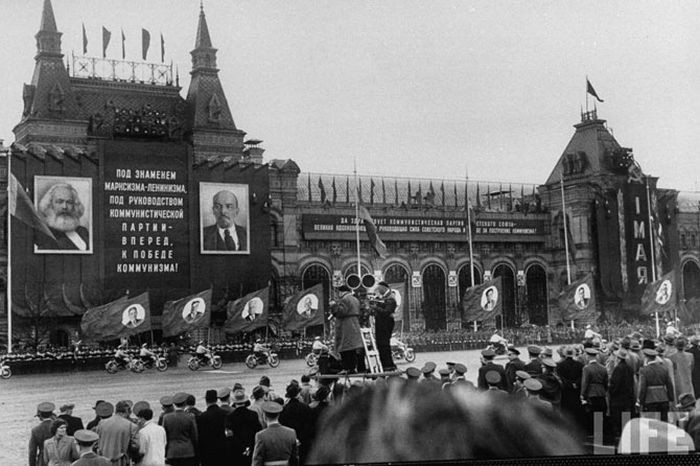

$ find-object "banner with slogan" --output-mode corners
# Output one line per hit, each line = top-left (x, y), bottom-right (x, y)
(462, 277), (502, 322)
(282, 284), (325, 331)
(80, 292), (151, 341)
(558, 274), (597, 321)
(225, 287), (269, 334)
(641, 271), (677, 316)
(389, 282), (406, 322)
(161, 288), (212, 337)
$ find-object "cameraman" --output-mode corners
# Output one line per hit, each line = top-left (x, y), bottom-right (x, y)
(371, 282), (397, 372)
(330, 286), (364, 373)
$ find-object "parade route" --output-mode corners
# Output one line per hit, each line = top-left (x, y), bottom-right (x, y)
(0, 346), (531, 464)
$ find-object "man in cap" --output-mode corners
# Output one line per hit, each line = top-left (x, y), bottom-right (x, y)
(438, 368), (451, 385)
(299, 374), (314, 405)
(445, 361), (457, 381)
(29, 401), (55, 466)
(669, 337), (695, 402)
(136, 408), (166, 466)
(504, 346), (525, 392)
(251, 401), (298, 466)
(330, 285), (364, 373)
(580, 347), (608, 435)
(218, 387), (233, 413)
(197, 390), (228, 466)
(484, 371), (508, 400)
(405, 366), (421, 382)
(132, 401), (150, 420)
(638, 347), (674, 423)
(185, 394), (202, 417)
(280, 383), (314, 463)
(226, 389), (262, 466)
(478, 348), (506, 391)
(72, 430), (110, 466)
(608, 349), (636, 442)
(556, 345), (584, 426)
(86, 400), (106, 431)
(447, 364), (475, 391)
(370, 281), (398, 371)
(656, 343), (678, 405)
(523, 345), (543, 376)
(523, 379), (552, 409)
(512, 371), (531, 398)
(420, 361), (440, 386)
(57, 402), (84, 436)
(162, 392), (198, 465)
(95, 401), (138, 466)
(538, 358), (562, 408)
(158, 396), (174, 426)
(250, 386), (269, 428)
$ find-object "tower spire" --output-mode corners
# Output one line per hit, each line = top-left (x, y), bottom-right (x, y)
(39, 0), (58, 32)
(36, 0), (62, 57)
(195, 3), (213, 49)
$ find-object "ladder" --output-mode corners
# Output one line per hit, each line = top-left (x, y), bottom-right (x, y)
(360, 327), (383, 374)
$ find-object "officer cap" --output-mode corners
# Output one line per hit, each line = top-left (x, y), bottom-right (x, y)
(232, 390), (250, 406)
(133, 401), (150, 417)
(421, 362), (436, 374)
(172, 392), (188, 405)
(261, 401), (283, 414)
(542, 347), (553, 357)
(95, 401), (114, 417)
(524, 378), (543, 392)
(217, 387), (231, 399)
(159, 396), (174, 407)
(507, 346), (520, 355)
(584, 347), (599, 355)
(405, 367), (421, 378)
(438, 368), (450, 376)
(37, 402), (55, 414)
(527, 345), (542, 356)
(454, 363), (467, 375)
(485, 370), (502, 385)
(515, 370), (531, 381)
(542, 358), (557, 368)
(446, 361), (456, 367)
(74, 429), (99, 444)
(481, 348), (496, 358)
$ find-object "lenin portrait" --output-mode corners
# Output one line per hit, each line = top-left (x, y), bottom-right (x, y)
(34, 176), (93, 254)
(200, 182), (249, 254)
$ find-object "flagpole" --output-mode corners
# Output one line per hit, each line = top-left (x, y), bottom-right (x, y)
(354, 160), (361, 277)
(645, 175), (660, 338)
(466, 168), (477, 332)
(585, 75), (589, 114)
(561, 174), (574, 331)
(6, 145), (12, 354)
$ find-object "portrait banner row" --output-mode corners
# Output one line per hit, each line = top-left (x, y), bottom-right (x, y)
(462, 277), (502, 321)
(225, 287), (269, 334)
(80, 292), (151, 341)
(557, 274), (596, 322)
(281, 284), (325, 331)
(161, 289), (213, 337)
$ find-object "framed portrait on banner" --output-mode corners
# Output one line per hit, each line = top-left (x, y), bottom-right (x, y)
(34, 176), (93, 254)
(199, 182), (250, 254)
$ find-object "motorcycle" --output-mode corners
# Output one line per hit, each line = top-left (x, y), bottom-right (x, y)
(105, 358), (144, 374)
(305, 352), (319, 367)
(390, 337), (416, 363)
(1, 361), (11, 379)
(486, 340), (508, 356)
(187, 353), (223, 371)
(141, 355), (169, 372)
(245, 350), (280, 369)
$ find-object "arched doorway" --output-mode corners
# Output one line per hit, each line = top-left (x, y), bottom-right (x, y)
(493, 264), (516, 328)
(422, 264), (446, 331)
(525, 264), (548, 325)
(384, 263), (410, 327)
(458, 263), (482, 301)
(683, 261), (700, 322)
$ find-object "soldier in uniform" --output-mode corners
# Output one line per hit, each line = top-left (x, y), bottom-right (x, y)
(484, 371), (508, 401)
(447, 364), (476, 391)
(504, 346), (526, 392)
(538, 358), (562, 409)
(405, 367), (421, 383)
(512, 371), (531, 399)
(638, 347), (674, 423)
(523, 345), (543, 376)
(29, 402), (56, 466)
(420, 362), (441, 387)
(251, 402), (299, 466)
(556, 346), (584, 427)
(478, 348), (507, 391)
(580, 347), (608, 435)
(71, 430), (111, 466)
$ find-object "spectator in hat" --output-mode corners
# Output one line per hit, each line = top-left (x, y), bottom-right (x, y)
(29, 402), (56, 466)
(656, 343), (678, 406)
(438, 368), (451, 385)
(330, 285), (364, 373)
(298, 374), (314, 405)
(182, 394), (201, 417)
(196, 390), (228, 466)
(405, 367), (421, 383)
(420, 362), (440, 387)
(669, 337), (695, 403)
(504, 346), (525, 392)
(136, 408), (166, 466)
(280, 383), (314, 463)
(538, 358), (562, 409)
(86, 400), (106, 431)
(43, 418), (79, 465)
(484, 371), (508, 400)
(95, 401), (138, 466)
(250, 386), (269, 428)
(580, 348), (608, 435)
(132, 401), (150, 421)
(672, 393), (697, 430)
(445, 362), (457, 381)
(252, 402), (299, 466)
(162, 392), (198, 465)
(524, 378), (553, 409)
(57, 403), (83, 436)
(447, 364), (475, 391)
(226, 390), (262, 466)
(557, 346), (584, 425)
(688, 336), (700, 399)
(512, 371), (531, 399)
(218, 387), (233, 414)
(72, 430), (110, 466)
(158, 396), (174, 426)
(523, 346), (543, 376)
(609, 349), (636, 442)
(638, 347), (674, 423)
(478, 348), (506, 391)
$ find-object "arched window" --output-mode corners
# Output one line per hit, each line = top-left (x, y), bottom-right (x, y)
(422, 264), (446, 331)
(493, 264), (516, 327)
(525, 264), (548, 325)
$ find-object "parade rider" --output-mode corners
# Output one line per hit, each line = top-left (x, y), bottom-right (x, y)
(489, 329), (507, 350)
(114, 343), (130, 367)
(196, 340), (212, 365)
(139, 343), (156, 365)
(312, 336), (328, 355)
(253, 338), (270, 362)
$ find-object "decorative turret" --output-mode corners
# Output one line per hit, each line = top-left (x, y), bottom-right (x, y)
(185, 3), (246, 161)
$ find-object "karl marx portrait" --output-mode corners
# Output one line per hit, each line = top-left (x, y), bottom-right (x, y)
(34, 177), (92, 254)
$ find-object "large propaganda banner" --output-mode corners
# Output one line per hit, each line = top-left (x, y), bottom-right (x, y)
(102, 141), (190, 293)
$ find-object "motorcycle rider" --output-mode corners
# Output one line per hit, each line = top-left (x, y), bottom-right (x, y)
(196, 340), (212, 366)
(253, 338), (270, 363)
(489, 329), (508, 352)
(139, 343), (156, 366)
(114, 343), (130, 368)
(312, 337), (328, 355)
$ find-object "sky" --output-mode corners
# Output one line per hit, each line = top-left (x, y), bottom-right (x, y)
(1, 0), (699, 190)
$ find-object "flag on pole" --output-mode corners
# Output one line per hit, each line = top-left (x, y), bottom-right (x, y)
(462, 277), (502, 322)
(331, 177), (337, 204)
(80, 292), (151, 341)
(640, 271), (677, 316)
(82, 23), (88, 54)
(160, 33), (165, 62)
(389, 282), (406, 322)
(102, 27), (111, 58)
(282, 284), (325, 331)
(557, 274), (596, 321)
(358, 205), (387, 258)
(9, 174), (57, 242)
(587, 79), (604, 103)
(142, 29), (151, 60)
(121, 29), (126, 59)
(225, 288), (269, 334)
(161, 289), (212, 337)
(318, 177), (327, 204)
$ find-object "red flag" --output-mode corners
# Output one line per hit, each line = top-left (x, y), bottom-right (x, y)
(82, 23), (88, 54)
(102, 26), (111, 58)
(162, 289), (212, 337)
(160, 33), (165, 63)
(142, 29), (150, 60)
(358, 205), (387, 258)
(641, 271), (677, 316)
(225, 288), (269, 334)
(557, 274), (597, 322)
(282, 284), (325, 331)
(587, 79), (604, 103)
(121, 29), (126, 59)
(462, 277), (502, 322)
(80, 292), (151, 341)
(9, 174), (56, 242)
